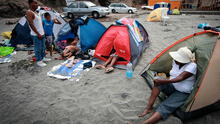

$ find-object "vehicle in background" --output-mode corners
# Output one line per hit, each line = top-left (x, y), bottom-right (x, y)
(63, 1), (110, 19)
(65, 0), (75, 6)
(108, 3), (137, 14)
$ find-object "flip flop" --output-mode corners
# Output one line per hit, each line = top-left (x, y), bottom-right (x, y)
(105, 67), (114, 73)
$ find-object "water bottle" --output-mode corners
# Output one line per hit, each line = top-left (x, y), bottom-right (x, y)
(126, 62), (133, 79)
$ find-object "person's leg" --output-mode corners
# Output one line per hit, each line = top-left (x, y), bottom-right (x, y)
(108, 56), (119, 67)
(41, 37), (46, 60)
(104, 56), (113, 66)
(142, 112), (162, 124)
(47, 36), (53, 56)
(33, 36), (41, 61)
(105, 56), (119, 73)
(138, 87), (160, 117)
(95, 56), (113, 69)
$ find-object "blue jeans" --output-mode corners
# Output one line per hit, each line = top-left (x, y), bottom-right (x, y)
(32, 36), (46, 61)
(156, 84), (190, 120)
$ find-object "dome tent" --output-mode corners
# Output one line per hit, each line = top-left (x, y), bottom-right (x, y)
(94, 18), (149, 69)
(141, 30), (220, 120)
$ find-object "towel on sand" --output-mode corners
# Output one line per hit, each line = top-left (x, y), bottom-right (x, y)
(47, 60), (96, 80)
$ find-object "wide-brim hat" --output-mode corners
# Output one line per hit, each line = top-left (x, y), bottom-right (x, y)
(169, 47), (194, 63)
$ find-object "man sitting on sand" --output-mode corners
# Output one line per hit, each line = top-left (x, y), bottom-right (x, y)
(137, 47), (197, 124)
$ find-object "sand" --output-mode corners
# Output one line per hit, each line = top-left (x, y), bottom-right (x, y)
(0, 14), (220, 124)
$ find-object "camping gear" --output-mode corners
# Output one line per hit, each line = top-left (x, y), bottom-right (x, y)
(1, 32), (12, 39)
(0, 46), (14, 57)
(141, 30), (220, 118)
(0, 54), (12, 64)
(10, 7), (66, 48)
(204, 26), (220, 32)
(147, 8), (163, 22)
(10, 17), (33, 47)
(47, 60), (96, 80)
(172, 9), (180, 15)
(0, 51), (16, 64)
(56, 17), (106, 52)
(126, 62), (133, 79)
(147, 8), (170, 22)
(161, 8), (170, 25)
(94, 18), (149, 69)
(197, 23), (209, 29)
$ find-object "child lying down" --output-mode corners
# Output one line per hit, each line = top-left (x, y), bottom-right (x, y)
(56, 37), (80, 60)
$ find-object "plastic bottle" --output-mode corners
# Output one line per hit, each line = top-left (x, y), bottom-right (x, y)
(126, 62), (133, 79)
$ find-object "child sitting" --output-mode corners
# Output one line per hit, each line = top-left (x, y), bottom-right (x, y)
(95, 50), (119, 73)
(42, 12), (61, 56)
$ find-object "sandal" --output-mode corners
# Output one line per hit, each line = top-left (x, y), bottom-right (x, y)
(105, 67), (114, 73)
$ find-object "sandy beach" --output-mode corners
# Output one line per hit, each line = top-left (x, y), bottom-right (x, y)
(0, 14), (220, 124)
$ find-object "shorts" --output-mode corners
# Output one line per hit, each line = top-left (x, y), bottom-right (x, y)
(156, 84), (190, 120)
(110, 53), (118, 57)
(45, 36), (53, 48)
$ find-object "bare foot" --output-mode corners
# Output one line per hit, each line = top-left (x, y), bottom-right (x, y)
(138, 108), (153, 117)
(105, 66), (114, 73)
(95, 64), (105, 69)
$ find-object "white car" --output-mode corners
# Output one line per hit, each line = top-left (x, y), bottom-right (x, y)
(63, 1), (110, 19)
(109, 3), (137, 14)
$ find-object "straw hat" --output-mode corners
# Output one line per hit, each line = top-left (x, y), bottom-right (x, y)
(169, 47), (194, 63)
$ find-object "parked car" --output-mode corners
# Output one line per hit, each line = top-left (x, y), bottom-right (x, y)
(109, 3), (137, 14)
(65, 0), (75, 6)
(63, 1), (110, 19)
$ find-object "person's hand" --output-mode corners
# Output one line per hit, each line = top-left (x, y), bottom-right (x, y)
(37, 34), (43, 40)
(153, 79), (161, 86)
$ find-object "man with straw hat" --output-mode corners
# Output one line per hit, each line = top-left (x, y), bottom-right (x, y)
(138, 47), (197, 124)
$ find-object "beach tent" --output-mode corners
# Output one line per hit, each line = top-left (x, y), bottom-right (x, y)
(10, 17), (33, 47)
(10, 7), (66, 47)
(56, 17), (106, 52)
(147, 8), (163, 22)
(94, 18), (149, 69)
(141, 30), (220, 113)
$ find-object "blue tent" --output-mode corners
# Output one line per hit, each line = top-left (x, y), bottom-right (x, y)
(10, 17), (33, 47)
(79, 18), (106, 52)
(56, 17), (106, 52)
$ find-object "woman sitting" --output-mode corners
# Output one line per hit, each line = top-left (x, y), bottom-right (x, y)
(138, 47), (197, 124)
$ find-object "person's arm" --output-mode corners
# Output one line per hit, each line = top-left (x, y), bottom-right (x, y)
(154, 72), (193, 86)
(53, 18), (61, 24)
(26, 11), (42, 39)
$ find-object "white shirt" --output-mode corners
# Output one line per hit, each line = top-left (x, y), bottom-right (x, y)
(29, 11), (45, 36)
(170, 61), (197, 93)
